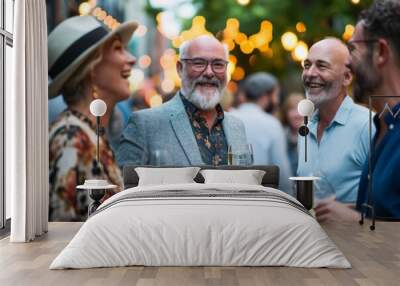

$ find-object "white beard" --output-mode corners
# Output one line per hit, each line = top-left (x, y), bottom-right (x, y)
(306, 91), (332, 107)
(181, 73), (225, 110)
(184, 87), (223, 110)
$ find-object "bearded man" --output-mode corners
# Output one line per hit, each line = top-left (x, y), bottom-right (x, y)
(296, 38), (375, 222)
(117, 35), (247, 166)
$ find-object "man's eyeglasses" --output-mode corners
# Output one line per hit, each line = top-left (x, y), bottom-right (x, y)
(347, 39), (378, 52)
(180, 58), (228, 74)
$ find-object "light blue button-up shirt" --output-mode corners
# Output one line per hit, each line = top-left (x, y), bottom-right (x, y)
(297, 96), (375, 203)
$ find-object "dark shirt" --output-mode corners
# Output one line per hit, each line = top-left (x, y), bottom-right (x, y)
(180, 94), (228, 166)
(357, 102), (400, 219)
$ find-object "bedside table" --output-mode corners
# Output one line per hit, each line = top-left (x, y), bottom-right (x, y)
(77, 180), (117, 216)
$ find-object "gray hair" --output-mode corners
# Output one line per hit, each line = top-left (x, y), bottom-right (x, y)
(179, 35), (229, 59)
(242, 72), (279, 100)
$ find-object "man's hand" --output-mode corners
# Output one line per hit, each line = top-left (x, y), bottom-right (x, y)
(314, 199), (359, 223)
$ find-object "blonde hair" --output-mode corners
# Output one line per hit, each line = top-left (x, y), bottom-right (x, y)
(61, 48), (104, 105)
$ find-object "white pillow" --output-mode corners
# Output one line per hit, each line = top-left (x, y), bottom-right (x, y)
(200, 169), (266, 185)
(135, 167), (201, 186)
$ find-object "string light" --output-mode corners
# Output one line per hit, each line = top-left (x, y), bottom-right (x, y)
(78, 2), (92, 15)
(296, 22), (307, 33)
(161, 79), (175, 93)
(342, 24), (355, 41)
(292, 41), (308, 62)
(229, 55), (237, 65)
(138, 55), (152, 69)
(235, 32), (247, 44)
(129, 68), (145, 91)
(135, 25), (148, 37)
(149, 95), (163, 108)
(281, 32), (298, 51)
(227, 81), (238, 93)
(232, 66), (245, 81)
(90, 6), (121, 30)
(237, 0), (251, 6)
(171, 16), (212, 48)
(240, 40), (254, 54)
(351, 0), (360, 4)
(223, 39), (235, 51)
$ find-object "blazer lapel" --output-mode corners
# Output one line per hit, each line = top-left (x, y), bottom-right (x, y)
(169, 95), (203, 165)
(223, 115), (245, 148)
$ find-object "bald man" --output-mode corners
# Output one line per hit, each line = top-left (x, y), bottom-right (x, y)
(117, 35), (247, 166)
(297, 38), (375, 222)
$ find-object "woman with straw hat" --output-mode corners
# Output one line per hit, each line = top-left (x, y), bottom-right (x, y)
(48, 15), (137, 221)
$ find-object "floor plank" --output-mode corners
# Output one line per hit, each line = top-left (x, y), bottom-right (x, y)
(0, 221), (399, 286)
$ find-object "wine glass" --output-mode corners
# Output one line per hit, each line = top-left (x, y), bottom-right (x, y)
(228, 145), (233, 165)
(228, 144), (253, 166)
(149, 149), (171, 166)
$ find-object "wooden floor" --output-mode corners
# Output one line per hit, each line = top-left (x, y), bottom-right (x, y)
(0, 221), (399, 286)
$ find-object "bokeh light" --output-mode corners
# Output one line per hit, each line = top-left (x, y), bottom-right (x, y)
(149, 94), (163, 108)
(296, 22), (306, 33)
(281, 32), (298, 51)
(78, 2), (91, 15)
(135, 25), (148, 37)
(292, 41), (308, 62)
(232, 66), (245, 81)
(129, 68), (145, 91)
(237, 0), (250, 6)
(342, 24), (355, 41)
(138, 55), (152, 69)
(161, 79), (175, 94)
(240, 40), (254, 54)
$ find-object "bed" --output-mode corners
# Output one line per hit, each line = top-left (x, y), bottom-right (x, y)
(50, 165), (350, 269)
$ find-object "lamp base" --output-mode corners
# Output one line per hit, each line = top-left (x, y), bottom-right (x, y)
(295, 180), (313, 210)
(88, 189), (106, 216)
(289, 177), (319, 210)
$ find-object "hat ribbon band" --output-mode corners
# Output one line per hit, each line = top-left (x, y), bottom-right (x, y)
(49, 26), (108, 79)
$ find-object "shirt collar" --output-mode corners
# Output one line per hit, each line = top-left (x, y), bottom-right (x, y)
(383, 102), (400, 125)
(310, 95), (354, 126)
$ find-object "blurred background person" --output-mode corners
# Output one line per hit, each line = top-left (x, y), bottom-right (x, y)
(280, 93), (305, 175)
(231, 72), (292, 193)
(48, 16), (137, 221)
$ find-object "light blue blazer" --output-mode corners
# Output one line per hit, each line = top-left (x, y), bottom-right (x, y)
(117, 94), (247, 167)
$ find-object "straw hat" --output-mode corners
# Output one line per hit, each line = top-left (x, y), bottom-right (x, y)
(48, 15), (138, 98)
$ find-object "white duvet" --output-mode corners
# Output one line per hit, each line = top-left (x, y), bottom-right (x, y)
(50, 183), (351, 269)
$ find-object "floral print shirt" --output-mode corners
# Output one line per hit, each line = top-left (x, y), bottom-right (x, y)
(49, 109), (123, 221)
(181, 94), (228, 166)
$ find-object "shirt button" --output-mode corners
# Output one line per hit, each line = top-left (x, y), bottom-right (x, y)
(389, 124), (394, 130)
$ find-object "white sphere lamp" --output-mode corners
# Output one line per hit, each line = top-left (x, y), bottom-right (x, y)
(297, 99), (315, 162)
(90, 99), (107, 117)
(89, 99), (107, 176)
(297, 99), (315, 117)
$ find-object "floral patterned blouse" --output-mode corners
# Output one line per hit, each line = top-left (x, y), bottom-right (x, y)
(49, 109), (123, 221)
(181, 94), (228, 166)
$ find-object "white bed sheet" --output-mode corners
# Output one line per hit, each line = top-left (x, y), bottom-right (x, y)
(50, 183), (350, 269)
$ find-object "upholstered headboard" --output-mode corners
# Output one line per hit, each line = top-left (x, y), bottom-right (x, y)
(123, 165), (280, 189)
